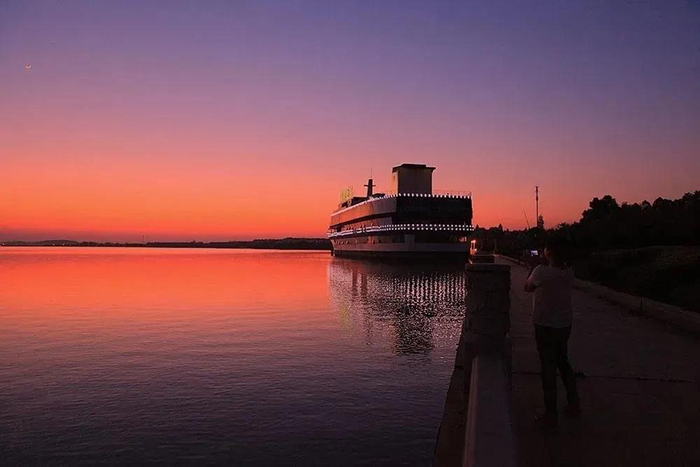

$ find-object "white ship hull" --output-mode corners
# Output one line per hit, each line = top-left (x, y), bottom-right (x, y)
(331, 235), (469, 260)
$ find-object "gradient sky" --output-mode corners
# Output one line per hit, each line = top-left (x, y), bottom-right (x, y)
(1, 0), (699, 241)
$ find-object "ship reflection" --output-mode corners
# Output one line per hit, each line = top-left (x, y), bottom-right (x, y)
(328, 259), (466, 355)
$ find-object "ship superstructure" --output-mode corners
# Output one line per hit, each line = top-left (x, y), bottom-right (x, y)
(328, 164), (474, 260)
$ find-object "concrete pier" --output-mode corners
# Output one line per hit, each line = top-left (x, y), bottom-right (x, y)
(436, 257), (700, 467)
(506, 258), (700, 466)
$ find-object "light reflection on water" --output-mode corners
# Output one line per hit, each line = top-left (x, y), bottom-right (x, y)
(0, 248), (466, 466)
(329, 259), (467, 356)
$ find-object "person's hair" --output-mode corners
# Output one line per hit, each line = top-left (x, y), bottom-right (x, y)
(545, 235), (570, 264)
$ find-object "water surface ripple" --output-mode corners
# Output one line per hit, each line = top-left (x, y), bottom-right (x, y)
(0, 248), (466, 466)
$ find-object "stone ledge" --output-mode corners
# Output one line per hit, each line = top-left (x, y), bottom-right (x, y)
(495, 254), (700, 334)
(434, 262), (514, 467)
(573, 278), (700, 333)
(464, 354), (517, 467)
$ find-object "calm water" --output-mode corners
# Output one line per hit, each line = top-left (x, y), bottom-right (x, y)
(0, 248), (467, 466)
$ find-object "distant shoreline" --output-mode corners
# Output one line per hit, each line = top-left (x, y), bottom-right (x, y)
(0, 238), (332, 251)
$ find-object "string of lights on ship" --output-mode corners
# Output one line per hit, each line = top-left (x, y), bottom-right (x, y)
(328, 223), (474, 238)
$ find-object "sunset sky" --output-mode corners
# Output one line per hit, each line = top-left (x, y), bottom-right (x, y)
(2, 0), (699, 241)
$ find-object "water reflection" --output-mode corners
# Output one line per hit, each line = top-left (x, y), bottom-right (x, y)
(328, 259), (467, 355)
(1, 248), (465, 466)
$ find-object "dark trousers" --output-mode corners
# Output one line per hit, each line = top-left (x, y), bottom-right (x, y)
(535, 324), (579, 414)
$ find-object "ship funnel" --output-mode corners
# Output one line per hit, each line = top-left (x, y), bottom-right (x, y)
(391, 163), (435, 194)
(364, 178), (375, 197)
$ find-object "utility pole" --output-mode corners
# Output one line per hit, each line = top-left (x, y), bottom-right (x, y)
(535, 186), (539, 227)
(535, 186), (545, 230)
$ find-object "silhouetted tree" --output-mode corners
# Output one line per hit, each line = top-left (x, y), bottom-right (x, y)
(479, 191), (700, 254)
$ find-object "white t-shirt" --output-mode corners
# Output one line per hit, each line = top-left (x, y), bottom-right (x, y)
(527, 265), (574, 328)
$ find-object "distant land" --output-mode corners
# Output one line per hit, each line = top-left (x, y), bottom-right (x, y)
(0, 238), (332, 250)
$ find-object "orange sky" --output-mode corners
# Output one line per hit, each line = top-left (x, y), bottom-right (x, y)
(1, 1), (698, 241)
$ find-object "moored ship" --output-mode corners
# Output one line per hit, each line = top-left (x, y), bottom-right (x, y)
(328, 164), (474, 260)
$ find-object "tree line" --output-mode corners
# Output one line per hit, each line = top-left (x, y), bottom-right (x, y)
(476, 191), (700, 254)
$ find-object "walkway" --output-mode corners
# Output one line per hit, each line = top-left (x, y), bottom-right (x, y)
(504, 258), (700, 466)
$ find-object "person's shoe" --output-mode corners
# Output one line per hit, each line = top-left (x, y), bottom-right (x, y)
(534, 411), (558, 434)
(563, 404), (582, 419)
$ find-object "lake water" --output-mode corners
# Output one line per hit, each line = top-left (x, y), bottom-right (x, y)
(0, 248), (467, 466)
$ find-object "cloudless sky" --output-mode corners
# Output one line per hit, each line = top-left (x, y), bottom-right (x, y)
(1, 0), (699, 241)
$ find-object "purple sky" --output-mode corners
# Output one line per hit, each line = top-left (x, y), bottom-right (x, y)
(1, 0), (699, 240)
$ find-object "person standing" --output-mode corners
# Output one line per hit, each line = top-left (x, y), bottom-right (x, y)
(524, 237), (581, 432)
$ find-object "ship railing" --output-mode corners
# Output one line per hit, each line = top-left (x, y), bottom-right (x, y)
(332, 190), (471, 216)
(381, 190), (472, 199)
(327, 223), (475, 238)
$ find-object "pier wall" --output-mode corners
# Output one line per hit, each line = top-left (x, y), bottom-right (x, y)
(434, 263), (517, 467)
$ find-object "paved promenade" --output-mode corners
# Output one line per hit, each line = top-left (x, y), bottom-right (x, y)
(504, 259), (700, 466)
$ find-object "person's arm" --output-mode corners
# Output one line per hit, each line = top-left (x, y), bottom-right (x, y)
(524, 265), (541, 293)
